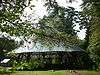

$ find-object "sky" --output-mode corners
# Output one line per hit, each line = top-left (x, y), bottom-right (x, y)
(14, 0), (86, 53)
(23, 0), (86, 40)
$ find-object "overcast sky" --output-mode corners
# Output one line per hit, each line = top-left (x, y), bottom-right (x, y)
(22, 0), (85, 40)
(14, 0), (86, 53)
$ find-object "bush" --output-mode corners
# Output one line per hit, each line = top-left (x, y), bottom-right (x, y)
(12, 60), (45, 71)
(0, 66), (13, 75)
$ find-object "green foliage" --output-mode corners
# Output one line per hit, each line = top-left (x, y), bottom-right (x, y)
(38, 4), (81, 47)
(87, 18), (100, 70)
(39, 7), (77, 36)
(12, 61), (31, 71)
(12, 59), (45, 71)
(0, 1), (33, 73)
(0, 0), (34, 55)
(82, 0), (100, 17)
(0, 37), (21, 53)
(0, 0), (33, 36)
(0, 0), (81, 50)
(81, 0), (100, 70)
(0, 66), (13, 75)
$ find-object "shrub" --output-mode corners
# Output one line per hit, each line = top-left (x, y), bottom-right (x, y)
(12, 60), (45, 71)
(0, 66), (13, 75)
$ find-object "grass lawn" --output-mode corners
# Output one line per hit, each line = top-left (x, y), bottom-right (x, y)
(11, 70), (72, 75)
(79, 70), (100, 75)
(9, 70), (100, 75)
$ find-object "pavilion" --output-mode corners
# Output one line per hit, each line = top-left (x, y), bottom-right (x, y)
(12, 46), (93, 70)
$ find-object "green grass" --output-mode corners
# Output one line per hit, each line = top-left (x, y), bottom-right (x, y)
(0, 70), (100, 75)
(79, 70), (100, 75)
(11, 70), (72, 75)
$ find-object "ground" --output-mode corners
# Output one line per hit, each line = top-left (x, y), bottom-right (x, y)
(4, 70), (100, 75)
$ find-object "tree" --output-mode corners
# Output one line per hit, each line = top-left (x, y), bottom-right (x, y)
(0, 0), (34, 36)
(0, 0), (81, 51)
(0, 1), (34, 70)
(81, 0), (100, 69)
(0, 0), (33, 73)
(0, 37), (20, 53)
(0, 37), (21, 60)
(37, 2), (81, 48)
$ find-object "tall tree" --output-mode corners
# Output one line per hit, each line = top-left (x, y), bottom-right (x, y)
(81, 0), (100, 69)
(0, 0), (83, 53)
(0, 0), (35, 36)
(38, 2), (81, 47)
(0, 0), (34, 62)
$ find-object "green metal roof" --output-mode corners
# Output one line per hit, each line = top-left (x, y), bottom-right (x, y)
(13, 43), (84, 53)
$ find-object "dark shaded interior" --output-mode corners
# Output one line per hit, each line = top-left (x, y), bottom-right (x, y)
(12, 51), (94, 70)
